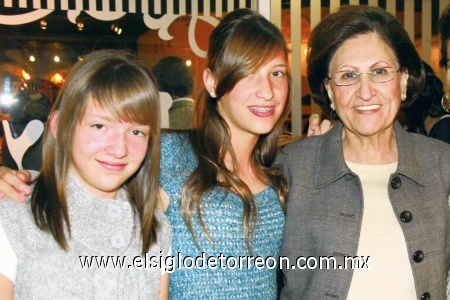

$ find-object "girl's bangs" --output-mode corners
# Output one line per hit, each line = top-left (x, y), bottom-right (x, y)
(87, 75), (159, 126)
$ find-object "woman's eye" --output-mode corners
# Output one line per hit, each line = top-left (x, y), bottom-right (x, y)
(342, 71), (357, 79)
(372, 68), (388, 75)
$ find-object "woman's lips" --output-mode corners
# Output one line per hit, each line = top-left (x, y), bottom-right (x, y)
(354, 104), (381, 113)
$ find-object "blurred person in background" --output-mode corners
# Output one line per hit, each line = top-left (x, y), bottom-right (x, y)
(152, 56), (195, 129)
(402, 61), (450, 143)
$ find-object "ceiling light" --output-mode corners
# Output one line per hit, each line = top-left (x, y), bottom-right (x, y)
(40, 19), (47, 30)
(77, 20), (84, 31)
(111, 23), (122, 35)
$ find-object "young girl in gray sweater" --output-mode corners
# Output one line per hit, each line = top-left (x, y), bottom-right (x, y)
(0, 49), (172, 299)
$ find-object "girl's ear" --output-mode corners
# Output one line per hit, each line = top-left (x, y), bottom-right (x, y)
(203, 68), (217, 98)
(49, 111), (59, 138)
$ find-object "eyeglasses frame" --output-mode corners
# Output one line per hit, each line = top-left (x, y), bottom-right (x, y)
(326, 67), (400, 86)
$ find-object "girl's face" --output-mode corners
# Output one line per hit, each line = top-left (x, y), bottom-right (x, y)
(68, 99), (150, 199)
(216, 51), (288, 140)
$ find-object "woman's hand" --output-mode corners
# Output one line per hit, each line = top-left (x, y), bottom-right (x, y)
(0, 167), (31, 202)
(307, 114), (332, 137)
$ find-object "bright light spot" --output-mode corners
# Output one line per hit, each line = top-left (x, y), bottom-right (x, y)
(111, 23), (122, 35)
(51, 73), (64, 84)
(77, 21), (84, 31)
(54, 56), (60, 63)
(29, 55), (35, 62)
(22, 70), (30, 80)
(1, 94), (16, 106)
(186, 60), (192, 67)
(40, 20), (47, 30)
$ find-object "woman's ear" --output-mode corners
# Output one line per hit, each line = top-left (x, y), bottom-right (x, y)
(49, 111), (59, 138)
(324, 81), (335, 110)
(400, 70), (409, 101)
(203, 68), (217, 98)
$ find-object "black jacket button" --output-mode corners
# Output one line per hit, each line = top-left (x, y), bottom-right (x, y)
(400, 211), (412, 223)
(391, 177), (402, 189)
(413, 250), (424, 263)
(421, 292), (430, 300)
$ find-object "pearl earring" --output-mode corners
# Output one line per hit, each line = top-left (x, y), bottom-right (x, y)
(442, 91), (450, 112)
(330, 102), (335, 110)
(210, 91), (217, 98)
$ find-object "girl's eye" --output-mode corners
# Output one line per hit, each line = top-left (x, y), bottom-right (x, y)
(131, 130), (145, 137)
(272, 70), (286, 77)
(93, 124), (105, 130)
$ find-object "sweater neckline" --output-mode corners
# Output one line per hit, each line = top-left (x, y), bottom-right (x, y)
(66, 172), (138, 253)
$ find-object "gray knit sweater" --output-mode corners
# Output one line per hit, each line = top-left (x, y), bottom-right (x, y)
(0, 173), (172, 299)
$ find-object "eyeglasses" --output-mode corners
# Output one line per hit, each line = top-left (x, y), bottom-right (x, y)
(327, 67), (399, 86)
(442, 92), (450, 112)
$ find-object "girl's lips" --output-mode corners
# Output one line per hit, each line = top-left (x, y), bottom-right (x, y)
(248, 106), (275, 117)
(97, 160), (127, 171)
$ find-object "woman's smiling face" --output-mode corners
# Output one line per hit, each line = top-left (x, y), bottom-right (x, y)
(325, 32), (408, 138)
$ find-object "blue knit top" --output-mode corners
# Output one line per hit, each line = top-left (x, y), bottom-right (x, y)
(160, 131), (285, 300)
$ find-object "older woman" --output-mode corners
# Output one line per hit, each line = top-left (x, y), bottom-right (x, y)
(278, 5), (450, 300)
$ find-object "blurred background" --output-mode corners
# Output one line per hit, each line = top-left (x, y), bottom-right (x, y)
(0, 0), (446, 144)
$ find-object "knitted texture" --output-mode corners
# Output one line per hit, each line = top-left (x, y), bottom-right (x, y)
(160, 132), (285, 299)
(0, 172), (172, 299)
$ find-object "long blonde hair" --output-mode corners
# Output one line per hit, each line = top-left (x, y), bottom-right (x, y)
(182, 8), (291, 250)
(31, 50), (161, 254)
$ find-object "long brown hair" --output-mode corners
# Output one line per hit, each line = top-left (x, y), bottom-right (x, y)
(182, 8), (291, 250)
(31, 50), (161, 254)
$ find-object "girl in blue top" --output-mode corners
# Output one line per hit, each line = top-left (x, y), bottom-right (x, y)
(158, 8), (291, 299)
